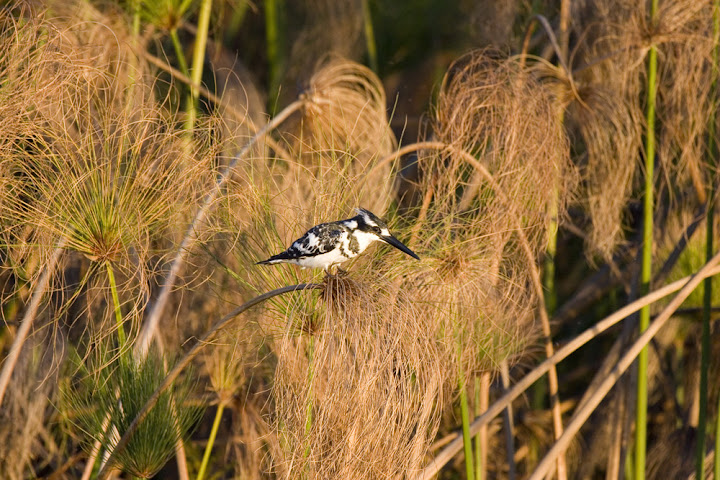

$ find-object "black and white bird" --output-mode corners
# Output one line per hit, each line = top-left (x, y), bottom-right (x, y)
(257, 208), (419, 272)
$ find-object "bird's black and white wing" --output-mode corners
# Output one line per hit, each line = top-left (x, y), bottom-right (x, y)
(257, 222), (344, 264)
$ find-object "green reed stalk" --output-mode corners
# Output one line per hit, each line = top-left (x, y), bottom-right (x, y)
(456, 335), (474, 480)
(361, 0), (378, 73)
(105, 261), (126, 347)
(701, 3), (720, 479)
(459, 377), (475, 480)
(196, 402), (225, 480)
(225, 1), (250, 43)
(474, 376), (482, 480)
(635, 1), (658, 477)
(170, 28), (189, 77)
(304, 336), (315, 460)
(264, 0), (281, 112)
(184, 0), (213, 132)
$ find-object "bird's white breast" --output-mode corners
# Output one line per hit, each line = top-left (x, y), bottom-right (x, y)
(291, 248), (351, 269)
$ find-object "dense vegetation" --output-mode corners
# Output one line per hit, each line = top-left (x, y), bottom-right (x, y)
(0, 0), (719, 479)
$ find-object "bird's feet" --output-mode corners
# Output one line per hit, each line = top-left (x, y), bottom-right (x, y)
(324, 266), (348, 278)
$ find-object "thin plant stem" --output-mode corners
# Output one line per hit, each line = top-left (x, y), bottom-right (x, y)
(196, 402), (225, 480)
(473, 375), (485, 480)
(0, 240), (65, 408)
(169, 27), (189, 102)
(543, 192), (559, 315)
(698, 3), (720, 479)
(184, 0), (212, 132)
(500, 361), (516, 480)
(304, 336), (315, 460)
(80, 415), (112, 480)
(361, 0), (378, 73)
(264, 0), (281, 113)
(455, 308), (474, 479)
(105, 261), (126, 347)
(98, 283), (322, 480)
(415, 262), (720, 479)
(170, 28), (189, 77)
(459, 375), (475, 480)
(636, 1), (659, 477)
(559, 0), (571, 61)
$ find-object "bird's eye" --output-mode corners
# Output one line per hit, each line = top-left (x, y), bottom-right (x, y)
(373, 226), (382, 234)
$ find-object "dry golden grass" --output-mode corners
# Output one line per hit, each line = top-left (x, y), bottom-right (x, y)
(272, 274), (448, 479)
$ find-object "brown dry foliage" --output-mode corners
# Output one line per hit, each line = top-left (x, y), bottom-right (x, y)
(397, 51), (574, 379)
(272, 275), (448, 479)
(569, 0), (716, 260)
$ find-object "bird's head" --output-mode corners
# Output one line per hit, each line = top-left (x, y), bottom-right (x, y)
(352, 208), (420, 260)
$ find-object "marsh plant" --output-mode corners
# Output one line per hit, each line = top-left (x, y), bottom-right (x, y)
(1, 1), (720, 479)
(64, 347), (201, 478)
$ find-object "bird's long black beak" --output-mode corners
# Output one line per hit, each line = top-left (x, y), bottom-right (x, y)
(381, 235), (420, 260)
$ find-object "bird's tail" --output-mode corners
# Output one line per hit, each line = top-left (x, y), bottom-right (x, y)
(256, 254), (286, 265)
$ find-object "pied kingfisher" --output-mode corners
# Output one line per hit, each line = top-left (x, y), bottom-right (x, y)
(257, 208), (419, 272)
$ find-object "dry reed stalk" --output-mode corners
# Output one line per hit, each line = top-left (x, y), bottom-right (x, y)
(407, 51), (576, 478)
(0, 242), (64, 407)
(528, 248), (720, 480)
(134, 99), (304, 355)
(0, 331), (63, 480)
(416, 262), (720, 479)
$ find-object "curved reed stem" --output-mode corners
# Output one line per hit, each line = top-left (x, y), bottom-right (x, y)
(135, 99), (304, 356)
(370, 140), (566, 465)
(97, 283), (321, 480)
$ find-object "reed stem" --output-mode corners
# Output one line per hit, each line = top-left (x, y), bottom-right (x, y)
(105, 261), (126, 347)
(700, 2), (720, 479)
(196, 402), (225, 480)
(361, 0), (378, 73)
(184, 0), (212, 132)
(474, 375), (483, 480)
(635, 1), (658, 477)
(459, 378), (475, 480)
(264, 0), (281, 112)
(170, 28), (189, 78)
